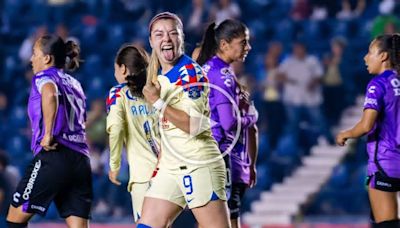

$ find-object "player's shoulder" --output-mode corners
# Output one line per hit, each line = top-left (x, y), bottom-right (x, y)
(177, 55), (203, 75)
(109, 83), (128, 93)
(369, 72), (390, 89)
(175, 55), (207, 84)
(33, 69), (58, 90)
(107, 83), (128, 109)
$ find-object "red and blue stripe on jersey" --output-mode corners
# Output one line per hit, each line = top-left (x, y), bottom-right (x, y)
(106, 83), (125, 113)
(164, 55), (208, 98)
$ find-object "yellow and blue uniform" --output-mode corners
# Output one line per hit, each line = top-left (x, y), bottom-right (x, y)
(145, 55), (226, 209)
(106, 83), (159, 221)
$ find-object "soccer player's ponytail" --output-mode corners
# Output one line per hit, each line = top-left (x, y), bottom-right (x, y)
(115, 44), (149, 98)
(196, 22), (218, 66)
(375, 33), (400, 74)
(37, 34), (82, 72)
(147, 50), (160, 85)
(390, 34), (400, 74)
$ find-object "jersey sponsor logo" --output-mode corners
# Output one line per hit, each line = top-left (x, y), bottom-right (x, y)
(23, 160), (41, 200)
(368, 86), (376, 94)
(106, 86), (123, 113)
(376, 181), (392, 188)
(161, 117), (169, 129)
(364, 97), (377, 106)
(143, 121), (160, 156)
(31, 204), (46, 212)
(220, 67), (234, 88)
(13, 192), (21, 203)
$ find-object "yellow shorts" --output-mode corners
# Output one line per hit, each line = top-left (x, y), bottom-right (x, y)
(130, 181), (151, 222)
(145, 164), (227, 209)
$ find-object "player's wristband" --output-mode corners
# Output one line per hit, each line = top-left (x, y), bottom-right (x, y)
(153, 98), (165, 110)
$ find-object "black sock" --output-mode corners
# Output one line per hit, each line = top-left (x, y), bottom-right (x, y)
(372, 219), (400, 228)
(6, 221), (28, 228)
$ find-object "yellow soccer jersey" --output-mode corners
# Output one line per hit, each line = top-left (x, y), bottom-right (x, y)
(157, 55), (223, 172)
(106, 84), (159, 189)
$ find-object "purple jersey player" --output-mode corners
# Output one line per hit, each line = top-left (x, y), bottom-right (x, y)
(7, 35), (92, 228)
(196, 19), (258, 228)
(336, 34), (400, 227)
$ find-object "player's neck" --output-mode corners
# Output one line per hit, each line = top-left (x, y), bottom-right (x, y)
(216, 53), (233, 64)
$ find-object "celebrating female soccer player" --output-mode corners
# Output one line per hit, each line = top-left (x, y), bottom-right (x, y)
(196, 20), (258, 228)
(336, 34), (400, 228)
(137, 12), (230, 228)
(106, 44), (159, 222)
(6, 35), (92, 228)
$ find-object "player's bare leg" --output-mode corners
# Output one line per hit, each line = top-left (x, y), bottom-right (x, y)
(65, 215), (89, 228)
(138, 197), (182, 227)
(6, 205), (33, 227)
(192, 199), (230, 228)
(369, 186), (398, 226)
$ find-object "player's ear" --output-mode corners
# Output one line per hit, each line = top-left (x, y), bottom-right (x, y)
(220, 39), (229, 52)
(121, 64), (128, 75)
(44, 54), (52, 65)
(380, 52), (389, 63)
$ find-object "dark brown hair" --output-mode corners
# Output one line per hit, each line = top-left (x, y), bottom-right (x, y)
(115, 44), (149, 98)
(374, 33), (400, 73)
(38, 34), (81, 71)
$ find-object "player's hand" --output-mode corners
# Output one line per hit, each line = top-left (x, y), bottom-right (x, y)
(239, 91), (250, 112)
(108, 169), (121, 186)
(336, 131), (348, 146)
(143, 81), (161, 104)
(40, 134), (57, 151)
(249, 165), (257, 188)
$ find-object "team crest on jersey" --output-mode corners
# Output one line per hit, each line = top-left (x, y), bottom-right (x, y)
(106, 84), (124, 113)
(175, 63), (208, 100)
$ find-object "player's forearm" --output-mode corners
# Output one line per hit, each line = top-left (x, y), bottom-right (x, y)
(41, 85), (58, 135)
(108, 128), (124, 171)
(248, 125), (259, 167)
(163, 105), (191, 134)
(343, 121), (372, 139)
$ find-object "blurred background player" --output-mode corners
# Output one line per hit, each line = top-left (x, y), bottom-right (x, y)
(138, 12), (230, 228)
(196, 19), (258, 228)
(106, 44), (159, 222)
(6, 34), (92, 228)
(336, 34), (400, 228)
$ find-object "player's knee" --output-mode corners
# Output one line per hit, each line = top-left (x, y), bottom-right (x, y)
(6, 221), (28, 228)
(372, 219), (400, 228)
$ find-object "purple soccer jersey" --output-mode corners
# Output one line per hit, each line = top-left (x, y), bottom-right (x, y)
(363, 70), (400, 177)
(28, 67), (89, 156)
(203, 56), (250, 184)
